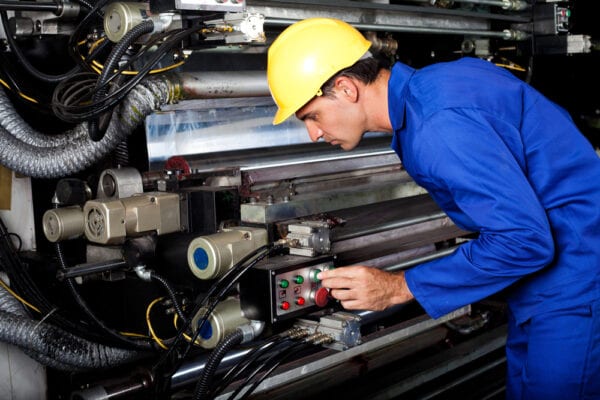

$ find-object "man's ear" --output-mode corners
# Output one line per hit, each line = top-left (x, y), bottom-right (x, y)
(334, 76), (359, 103)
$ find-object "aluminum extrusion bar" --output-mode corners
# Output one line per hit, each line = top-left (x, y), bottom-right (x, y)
(332, 216), (461, 253)
(247, 0), (530, 23)
(242, 152), (401, 185)
(241, 180), (427, 223)
(266, 17), (524, 39)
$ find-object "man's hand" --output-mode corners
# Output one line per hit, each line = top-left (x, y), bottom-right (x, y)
(317, 266), (414, 311)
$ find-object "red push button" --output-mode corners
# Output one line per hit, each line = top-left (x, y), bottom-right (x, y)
(312, 287), (329, 307)
(280, 301), (290, 311)
(296, 297), (306, 306)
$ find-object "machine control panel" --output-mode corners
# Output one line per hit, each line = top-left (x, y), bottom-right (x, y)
(239, 254), (335, 325)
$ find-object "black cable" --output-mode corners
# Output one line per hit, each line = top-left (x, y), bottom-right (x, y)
(7, 233), (22, 252)
(54, 241), (153, 350)
(211, 336), (292, 398)
(194, 329), (245, 400)
(151, 244), (283, 397)
(88, 19), (155, 141)
(67, 0), (108, 67)
(52, 26), (192, 122)
(0, 217), (103, 340)
(150, 271), (188, 325)
(226, 341), (312, 400)
(179, 245), (279, 361)
(52, 19), (209, 124)
(0, 10), (81, 83)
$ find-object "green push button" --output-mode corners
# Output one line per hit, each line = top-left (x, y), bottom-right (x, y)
(279, 279), (289, 288)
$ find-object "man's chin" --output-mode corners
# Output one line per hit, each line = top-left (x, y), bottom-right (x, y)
(339, 142), (358, 151)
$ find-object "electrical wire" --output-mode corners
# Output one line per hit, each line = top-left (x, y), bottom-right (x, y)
(227, 341), (313, 400)
(0, 275), (41, 313)
(0, 10), (81, 83)
(52, 20), (204, 124)
(211, 336), (292, 398)
(194, 329), (245, 400)
(0, 217), (105, 342)
(88, 19), (155, 141)
(55, 240), (153, 350)
(146, 296), (169, 350)
(151, 243), (285, 397)
(150, 271), (188, 325)
(173, 313), (200, 345)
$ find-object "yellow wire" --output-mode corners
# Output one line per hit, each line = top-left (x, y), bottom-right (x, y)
(0, 78), (40, 104)
(87, 37), (106, 56)
(495, 63), (526, 72)
(146, 296), (169, 350)
(0, 276), (41, 313)
(121, 331), (150, 339)
(173, 313), (202, 346)
(18, 92), (39, 103)
(90, 60), (185, 75)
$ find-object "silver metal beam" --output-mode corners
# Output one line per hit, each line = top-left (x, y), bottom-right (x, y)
(216, 306), (471, 399)
(241, 180), (427, 223)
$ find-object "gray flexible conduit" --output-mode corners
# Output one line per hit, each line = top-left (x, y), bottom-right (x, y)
(0, 284), (144, 371)
(0, 76), (174, 178)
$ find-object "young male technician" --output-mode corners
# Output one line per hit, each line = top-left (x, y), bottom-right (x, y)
(267, 18), (600, 399)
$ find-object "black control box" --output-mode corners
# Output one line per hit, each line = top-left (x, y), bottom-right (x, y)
(239, 254), (335, 326)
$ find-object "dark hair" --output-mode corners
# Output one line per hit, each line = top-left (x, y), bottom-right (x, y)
(320, 56), (389, 97)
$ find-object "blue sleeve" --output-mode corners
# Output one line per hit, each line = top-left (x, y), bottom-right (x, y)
(404, 108), (555, 318)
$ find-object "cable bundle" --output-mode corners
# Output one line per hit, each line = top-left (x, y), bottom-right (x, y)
(151, 242), (286, 397)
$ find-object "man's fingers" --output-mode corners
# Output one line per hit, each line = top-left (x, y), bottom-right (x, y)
(318, 266), (365, 280)
(320, 276), (354, 289)
(330, 288), (353, 301)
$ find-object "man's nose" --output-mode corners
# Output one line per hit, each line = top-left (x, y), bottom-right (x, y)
(306, 122), (323, 142)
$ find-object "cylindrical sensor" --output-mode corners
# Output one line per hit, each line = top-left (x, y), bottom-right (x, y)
(103, 2), (149, 43)
(187, 227), (267, 280)
(192, 297), (249, 349)
(42, 206), (84, 242)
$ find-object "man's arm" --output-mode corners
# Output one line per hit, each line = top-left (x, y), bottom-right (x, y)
(317, 267), (414, 310)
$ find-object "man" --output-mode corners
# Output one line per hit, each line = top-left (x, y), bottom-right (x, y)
(267, 18), (600, 399)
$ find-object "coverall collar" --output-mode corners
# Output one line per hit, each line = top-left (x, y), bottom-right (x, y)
(388, 62), (415, 133)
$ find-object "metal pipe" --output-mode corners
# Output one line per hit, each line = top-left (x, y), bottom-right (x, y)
(0, 1), (59, 12)
(56, 259), (127, 281)
(448, 0), (528, 10)
(265, 17), (528, 40)
(402, 0), (528, 10)
(179, 71), (270, 100)
(332, 211), (447, 242)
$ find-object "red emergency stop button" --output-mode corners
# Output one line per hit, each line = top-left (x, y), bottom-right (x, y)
(312, 287), (329, 307)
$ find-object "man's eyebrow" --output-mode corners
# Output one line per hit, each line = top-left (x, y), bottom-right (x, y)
(297, 111), (314, 121)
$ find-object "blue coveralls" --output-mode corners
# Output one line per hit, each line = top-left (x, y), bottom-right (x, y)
(388, 57), (600, 399)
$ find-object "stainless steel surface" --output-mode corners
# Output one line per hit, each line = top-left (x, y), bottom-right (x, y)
(147, 94), (391, 171)
(367, 325), (507, 400)
(179, 71), (270, 99)
(332, 216), (459, 253)
(242, 151), (401, 185)
(217, 306), (471, 399)
(266, 17), (524, 39)
(241, 180), (427, 224)
(247, 0), (530, 24)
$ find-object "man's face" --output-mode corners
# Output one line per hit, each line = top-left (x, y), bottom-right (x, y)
(295, 93), (365, 151)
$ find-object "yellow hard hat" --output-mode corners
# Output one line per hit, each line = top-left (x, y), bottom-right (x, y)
(267, 18), (372, 125)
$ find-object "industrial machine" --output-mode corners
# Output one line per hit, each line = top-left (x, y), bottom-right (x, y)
(0, 1), (598, 399)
